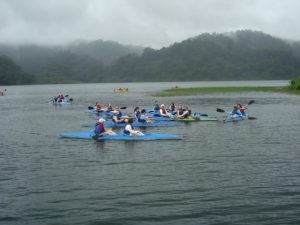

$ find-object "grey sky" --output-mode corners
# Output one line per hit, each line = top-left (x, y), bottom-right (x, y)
(0, 0), (299, 48)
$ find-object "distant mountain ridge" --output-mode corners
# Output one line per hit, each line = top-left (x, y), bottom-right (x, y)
(109, 30), (300, 81)
(1, 30), (300, 84)
(0, 55), (35, 85)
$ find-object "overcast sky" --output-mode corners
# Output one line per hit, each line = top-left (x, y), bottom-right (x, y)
(0, 0), (299, 48)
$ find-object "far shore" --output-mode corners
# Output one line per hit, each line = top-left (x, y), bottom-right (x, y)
(152, 86), (300, 97)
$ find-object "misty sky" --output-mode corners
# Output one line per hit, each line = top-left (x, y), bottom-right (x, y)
(0, 0), (299, 48)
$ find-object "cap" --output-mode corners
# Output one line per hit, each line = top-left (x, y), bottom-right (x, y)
(98, 118), (106, 122)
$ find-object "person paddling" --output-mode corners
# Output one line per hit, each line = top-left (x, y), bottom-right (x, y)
(134, 107), (141, 121)
(111, 108), (125, 123)
(160, 104), (173, 118)
(139, 109), (155, 123)
(231, 105), (243, 116)
(124, 118), (144, 136)
(176, 105), (191, 118)
(94, 118), (116, 138)
(237, 104), (247, 116)
(94, 102), (103, 112)
(153, 100), (160, 111)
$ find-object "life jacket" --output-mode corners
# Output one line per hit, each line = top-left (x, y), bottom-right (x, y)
(169, 104), (175, 111)
(153, 104), (160, 111)
(124, 124), (134, 135)
(95, 104), (101, 111)
(95, 123), (105, 135)
(182, 109), (190, 118)
(232, 109), (242, 116)
(161, 108), (167, 115)
(138, 114), (147, 123)
(135, 111), (141, 120)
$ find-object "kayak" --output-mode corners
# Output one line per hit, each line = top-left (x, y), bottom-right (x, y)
(146, 114), (218, 122)
(48, 101), (71, 106)
(81, 120), (182, 128)
(113, 89), (128, 93)
(85, 109), (129, 116)
(174, 116), (218, 122)
(60, 131), (183, 140)
(223, 115), (245, 122)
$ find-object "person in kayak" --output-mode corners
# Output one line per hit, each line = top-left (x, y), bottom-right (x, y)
(176, 105), (191, 118)
(111, 108), (125, 123)
(169, 102), (176, 114)
(139, 109), (155, 123)
(160, 104), (173, 118)
(153, 100), (160, 111)
(237, 104), (247, 116)
(94, 118), (116, 136)
(231, 105), (243, 116)
(134, 106), (142, 121)
(106, 103), (113, 111)
(124, 118), (144, 136)
(94, 102), (103, 112)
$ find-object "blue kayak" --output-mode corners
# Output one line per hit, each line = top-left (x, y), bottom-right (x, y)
(49, 101), (71, 106)
(60, 131), (183, 140)
(81, 120), (182, 128)
(85, 109), (129, 116)
(223, 115), (246, 122)
(146, 113), (218, 122)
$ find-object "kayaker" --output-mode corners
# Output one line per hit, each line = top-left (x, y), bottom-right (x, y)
(153, 100), (160, 111)
(94, 118), (116, 136)
(134, 106), (141, 121)
(231, 105), (243, 116)
(237, 104), (247, 116)
(169, 102), (176, 113)
(124, 118), (144, 136)
(160, 104), (173, 118)
(112, 108), (125, 123)
(106, 103), (113, 111)
(139, 109), (155, 123)
(177, 105), (190, 118)
(94, 102), (102, 112)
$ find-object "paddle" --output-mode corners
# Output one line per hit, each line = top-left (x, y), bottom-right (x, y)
(88, 106), (127, 110)
(216, 99), (257, 120)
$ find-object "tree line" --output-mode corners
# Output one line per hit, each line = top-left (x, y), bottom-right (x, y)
(1, 30), (300, 85)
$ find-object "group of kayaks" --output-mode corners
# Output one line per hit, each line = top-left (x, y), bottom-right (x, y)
(59, 100), (256, 142)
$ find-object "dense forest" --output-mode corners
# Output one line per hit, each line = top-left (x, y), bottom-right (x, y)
(1, 30), (300, 85)
(0, 56), (36, 85)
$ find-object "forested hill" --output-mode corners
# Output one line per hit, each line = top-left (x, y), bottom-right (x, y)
(1, 30), (300, 84)
(0, 40), (144, 84)
(0, 56), (36, 85)
(109, 30), (300, 81)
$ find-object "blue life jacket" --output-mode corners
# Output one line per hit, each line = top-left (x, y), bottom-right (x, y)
(135, 111), (141, 121)
(232, 109), (242, 116)
(124, 124), (134, 135)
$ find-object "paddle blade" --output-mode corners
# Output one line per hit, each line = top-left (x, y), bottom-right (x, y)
(92, 135), (98, 140)
(216, 108), (225, 113)
(120, 106), (127, 109)
(248, 116), (257, 120)
(88, 106), (94, 110)
(69, 98), (73, 102)
(248, 100), (255, 105)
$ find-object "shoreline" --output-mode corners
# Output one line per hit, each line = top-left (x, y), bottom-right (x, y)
(152, 86), (300, 97)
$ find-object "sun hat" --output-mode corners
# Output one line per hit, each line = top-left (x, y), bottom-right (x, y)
(98, 118), (106, 122)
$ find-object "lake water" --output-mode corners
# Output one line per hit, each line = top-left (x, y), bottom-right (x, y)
(1, 81), (300, 225)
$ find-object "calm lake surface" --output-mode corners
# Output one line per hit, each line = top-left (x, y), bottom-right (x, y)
(0, 81), (299, 225)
